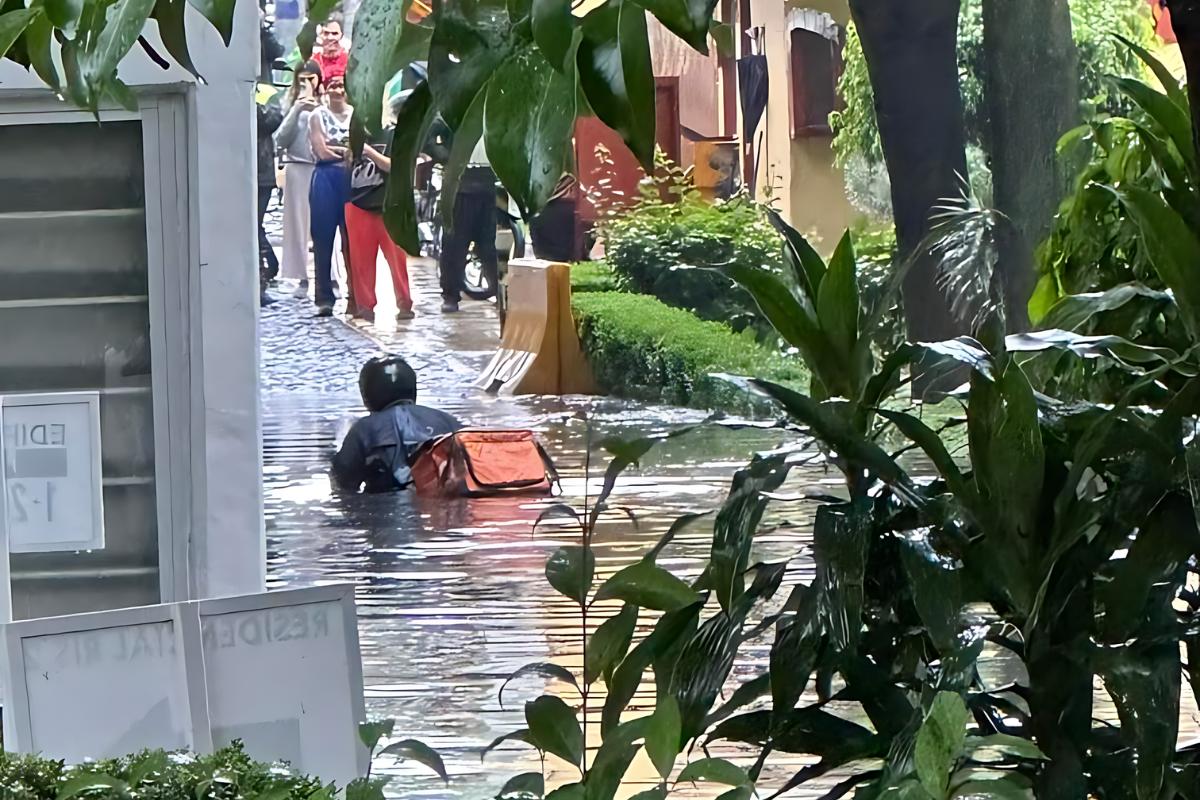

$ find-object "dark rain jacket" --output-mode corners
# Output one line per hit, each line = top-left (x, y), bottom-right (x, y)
(331, 402), (463, 493)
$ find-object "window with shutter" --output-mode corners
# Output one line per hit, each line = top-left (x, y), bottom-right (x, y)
(790, 25), (842, 138)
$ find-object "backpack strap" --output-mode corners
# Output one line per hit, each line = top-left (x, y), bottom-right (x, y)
(389, 412), (412, 488)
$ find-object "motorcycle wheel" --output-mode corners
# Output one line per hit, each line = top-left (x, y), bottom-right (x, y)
(462, 217), (523, 300)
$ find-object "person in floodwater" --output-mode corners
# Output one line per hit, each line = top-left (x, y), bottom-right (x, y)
(332, 355), (463, 493)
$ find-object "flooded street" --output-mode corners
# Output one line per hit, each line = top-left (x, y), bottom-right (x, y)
(259, 258), (843, 797)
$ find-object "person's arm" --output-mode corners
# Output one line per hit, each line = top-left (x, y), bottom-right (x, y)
(363, 144), (391, 172)
(330, 429), (367, 493)
(309, 112), (344, 161)
(275, 101), (304, 149)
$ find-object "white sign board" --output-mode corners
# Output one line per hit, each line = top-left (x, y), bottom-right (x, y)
(0, 585), (366, 788)
(0, 604), (206, 763)
(199, 587), (369, 786)
(1, 393), (104, 553)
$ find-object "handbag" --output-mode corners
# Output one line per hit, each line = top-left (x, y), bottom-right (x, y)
(410, 429), (559, 498)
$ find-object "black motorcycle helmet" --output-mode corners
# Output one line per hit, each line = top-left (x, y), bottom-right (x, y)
(359, 354), (418, 412)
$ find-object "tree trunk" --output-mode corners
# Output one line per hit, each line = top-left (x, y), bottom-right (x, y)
(981, 0), (1078, 332)
(848, 0), (968, 351)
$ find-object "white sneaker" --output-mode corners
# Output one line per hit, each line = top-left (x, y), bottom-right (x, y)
(292, 281), (309, 298)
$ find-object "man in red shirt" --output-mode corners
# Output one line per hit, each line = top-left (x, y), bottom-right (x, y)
(313, 17), (348, 83)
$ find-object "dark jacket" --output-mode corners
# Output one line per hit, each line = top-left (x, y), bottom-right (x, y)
(331, 402), (463, 493)
(257, 102), (284, 187)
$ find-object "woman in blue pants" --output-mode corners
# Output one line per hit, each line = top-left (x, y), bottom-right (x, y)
(307, 75), (353, 316)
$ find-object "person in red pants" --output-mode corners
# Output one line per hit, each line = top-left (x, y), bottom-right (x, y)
(346, 139), (412, 322)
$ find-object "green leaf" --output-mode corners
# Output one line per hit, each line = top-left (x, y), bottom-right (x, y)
(1119, 187), (1200, 339)
(645, 694), (682, 779)
(766, 208), (825, 305)
(81, 0), (156, 93)
(594, 560), (702, 611)
(646, 511), (712, 561)
(585, 717), (649, 800)
(546, 783), (585, 800)
(708, 20), (732, 57)
(127, 749), (169, 785)
(714, 788), (752, 800)
(876, 409), (968, 500)
(1039, 282), (1174, 333)
(482, 728), (535, 760)
(634, 0), (715, 52)
(439, 86), (487, 225)
(1114, 33), (1189, 113)
(499, 772), (545, 798)
(816, 229), (859, 359)
(427, 0), (515, 131)
(1111, 75), (1195, 168)
(1100, 645), (1182, 800)
(585, 602), (637, 686)
(500, 662), (582, 706)
(813, 503), (869, 653)
(526, 695), (584, 768)
(359, 719), (396, 752)
(707, 672), (771, 729)
(677, 757), (749, 786)
(899, 539), (963, 655)
(964, 733), (1046, 760)
(484, 47), (577, 218)
(23, 11), (58, 90)
(946, 777), (1029, 800)
(602, 600), (702, 735)
(546, 545), (595, 606)
(151, 0), (200, 80)
(577, 0), (655, 171)
(186, 0), (234, 45)
(346, 776), (391, 800)
(769, 590), (820, 722)
(56, 775), (131, 800)
(383, 79), (435, 254)
(532, 0), (575, 71)
(378, 738), (450, 781)
(0, 7), (42, 62)
(346, 0), (415, 136)
(914, 692), (969, 799)
(43, 0), (82, 30)
(708, 456), (792, 613)
(626, 791), (666, 800)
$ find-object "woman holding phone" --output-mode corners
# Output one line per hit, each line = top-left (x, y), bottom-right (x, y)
(308, 74), (354, 316)
(274, 61), (324, 293)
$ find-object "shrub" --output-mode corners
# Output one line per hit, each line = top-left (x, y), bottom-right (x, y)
(569, 260), (620, 294)
(0, 742), (327, 799)
(571, 291), (808, 414)
(600, 192), (786, 338)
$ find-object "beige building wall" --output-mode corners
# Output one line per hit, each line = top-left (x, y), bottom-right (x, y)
(749, 0), (855, 253)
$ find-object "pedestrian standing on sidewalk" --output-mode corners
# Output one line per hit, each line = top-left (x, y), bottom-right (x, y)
(308, 74), (353, 316)
(256, 99), (283, 306)
(438, 138), (498, 313)
(345, 99), (413, 324)
(312, 15), (349, 83)
(275, 61), (323, 295)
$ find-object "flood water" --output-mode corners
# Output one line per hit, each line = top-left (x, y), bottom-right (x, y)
(259, 257), (1198, 799)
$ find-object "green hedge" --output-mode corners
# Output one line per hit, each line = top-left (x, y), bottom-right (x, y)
(0, 742), (328, 799)
(572, 291), (808, 415)
(569, 260), (620, 294)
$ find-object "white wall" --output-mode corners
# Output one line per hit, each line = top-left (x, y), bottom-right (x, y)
(0, 3), (266, 600)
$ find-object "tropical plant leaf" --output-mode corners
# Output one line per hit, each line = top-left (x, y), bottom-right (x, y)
(526, 695), (584, 768)
(359, 719), (396, 752)
(532, 0), (574, 71)
(440, 87), (487, 224)
(1114, 33), (1189, 113)
(546, 783), (585, 800)
(1038, 282), (1175, 333)
(383, 79), (435, 253)
(677, 757), (749, 786)
(347, 0), (430, 136)
(706, 672), (771, 729)
(584, 717), (649, 800)
(768, 589), (821, 723)
(0, 7), (42, 62)
(876, 409), (968, 499)
(1120, 186), (1200, 338)
(23, 11), (58, 90)
(813, 503), (869, 653)
(484, 46), (577, 218)
(634, 0), (716, 52)
(816, 229), (859, 360)
(645, 694), (682, 779)
(43, 0), (82, 30)
(584, 602), (637, 686)
(81, 0), (156, 89)
(601, 600), (702, 735)
(964, 733), (1046, 760)
(646, 510), (712, 561)
(500, 662), (582, 707)
(186, 0), (234, 45)
(378, 739), (450, 781)
(546, 545), (595, 606)
(427, 0), (515, 131)
(766, 208), (825, 304)
(593, 559), (701, 611)
(1111, 76), (1196, 169)
(899, 539), (963, 655)
(151, 0), (200, 80)
(482, 728), (535, 760)
(577, 0), (655, 171)
(914, 692), (969, 799)
(499, 772), (545, 798)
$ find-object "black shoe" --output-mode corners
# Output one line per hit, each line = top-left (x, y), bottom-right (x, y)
(441, 300), (459, 313)
(315, 305), (334, 317)
(353, 308), (375, 323)
(260, 293), (275, 308)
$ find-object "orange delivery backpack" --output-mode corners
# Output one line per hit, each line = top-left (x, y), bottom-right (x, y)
(410, 429), (559, 498)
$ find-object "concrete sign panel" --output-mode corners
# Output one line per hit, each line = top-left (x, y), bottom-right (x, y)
(1, 393), (104, 553)
(0, 585), (366, 787)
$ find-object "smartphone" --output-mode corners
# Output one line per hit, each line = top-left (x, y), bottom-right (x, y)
(298, 80), (315, 102)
